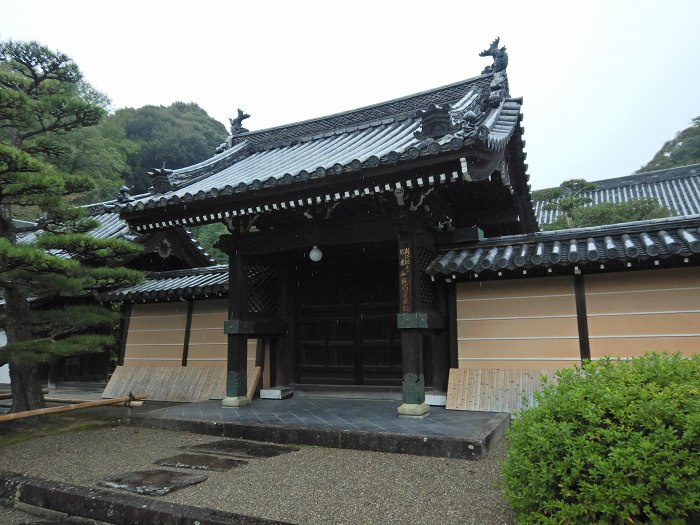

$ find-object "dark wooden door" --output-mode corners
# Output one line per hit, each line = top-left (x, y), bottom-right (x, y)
(295, 247), (401, 386)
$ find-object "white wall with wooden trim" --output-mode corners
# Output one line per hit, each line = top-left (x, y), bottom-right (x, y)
(122, 302), (189, 367)
(449, 266), (700, 412)
(585, 267), (700, 358)
(111, 299), (263, 401)
(456, 276), (580, 370)
(122, 300), (257, 368)
(188, 299), (232, 366)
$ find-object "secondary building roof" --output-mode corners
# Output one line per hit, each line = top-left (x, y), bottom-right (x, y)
(103, 265), (229, 302)
(17, 200), (214, 268)
(534, 163), (700, 225)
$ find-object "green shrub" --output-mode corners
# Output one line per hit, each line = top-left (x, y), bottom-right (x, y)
(502, 352), (700, 524)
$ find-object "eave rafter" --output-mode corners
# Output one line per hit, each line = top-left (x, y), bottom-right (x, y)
(125, 155), (478, 232)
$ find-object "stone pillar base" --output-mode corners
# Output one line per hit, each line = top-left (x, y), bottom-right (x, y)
(259, 387), (294, 400)
(222, 396), (250, 408)
(397, 402), (429, 417)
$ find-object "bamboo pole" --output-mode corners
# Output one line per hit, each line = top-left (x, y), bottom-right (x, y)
(0, 389), (49, 400)
(0, 394), (146, 422)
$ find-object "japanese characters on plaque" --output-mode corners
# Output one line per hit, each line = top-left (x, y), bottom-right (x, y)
(399, 246), (412, 312)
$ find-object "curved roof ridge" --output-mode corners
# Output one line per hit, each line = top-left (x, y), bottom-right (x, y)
(482, 214), (700, 244)
(227, 74), (493, 147)
(591, 162), (700, 189)
(534, 164), (700, 224)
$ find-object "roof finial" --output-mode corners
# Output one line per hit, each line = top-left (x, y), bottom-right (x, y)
(229, 108), (250, 135)
(479, 37), (508, 73)
(117, 185), (133, 203)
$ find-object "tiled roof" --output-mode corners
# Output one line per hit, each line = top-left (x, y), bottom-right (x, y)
(534, 164), (700, 224)
(16, 207), (131, 246)
(229, 76), (493, 147)
(116, 74), (527, 225)
(17, 202), (214, 265)
(428, 215), (700, 278)
(102, 266), (228, 302)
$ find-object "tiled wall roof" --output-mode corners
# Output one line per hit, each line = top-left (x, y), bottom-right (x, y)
(102, 266), (228, 302)
(428, 215), (700, 279)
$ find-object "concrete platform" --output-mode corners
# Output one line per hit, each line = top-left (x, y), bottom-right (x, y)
(128, 397), (509, 460)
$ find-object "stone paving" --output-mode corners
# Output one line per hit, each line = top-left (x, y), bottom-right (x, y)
(129, 396), (510, 460)
(142, 397), (505, 439)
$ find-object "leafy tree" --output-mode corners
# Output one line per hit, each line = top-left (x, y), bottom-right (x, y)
(111, 102), (227, 193)
(47, 118), (138, 204)
(534, 179), (673, 231)
(190, 223), (228, 264)
(552, 198), (673, 230)
(638, 116), (700, 172)
(533, 179), (596, 229)
(0, 40), (143, 412)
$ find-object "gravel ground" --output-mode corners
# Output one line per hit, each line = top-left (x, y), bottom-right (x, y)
(0, 425), (515, 525)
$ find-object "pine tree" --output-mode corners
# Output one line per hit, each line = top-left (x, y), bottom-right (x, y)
(637, 116), (700, 172)
(0, 40), (143, 412)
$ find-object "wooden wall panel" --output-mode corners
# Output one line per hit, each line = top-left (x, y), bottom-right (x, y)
(186, 339), (256, 367)
(126, 331), (186, 345)
(456, 276), (579, 369)
(459, 317), (578, 339)
(586, 288), (700, 314)
(446, 368), (559, 412)
(588, 313), (700, 336)
(123, 303), (187, 367)
(586, 266), (700, 293)
(590, 336), (700, 358)
(123, 299), (260, 369)
(450, 359), (576, 370)
(456, 294), (576, 319)
(187, 298), (226, 366)
(457, 277), (574, 299)
(586, 268), (700, 359)
(187, 299), (256, 367)
(123, 359), (181, 368)
(124, 347), (185, 360)
(190, 299), (228, 328)
(448, 267), (700, 413)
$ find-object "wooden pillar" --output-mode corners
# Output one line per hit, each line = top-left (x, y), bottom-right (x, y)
(574, 273), (591, 361)
(116, 304), (132, 367)
(396, 234), (429, 417)
(222, 251), (250, 407)
(275, 264), (295, 387)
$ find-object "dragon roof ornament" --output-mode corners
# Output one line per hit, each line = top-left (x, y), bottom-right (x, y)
(216, 108), (251, 154)
(479, 37), (509, 74)
(414, 39), (513, 145)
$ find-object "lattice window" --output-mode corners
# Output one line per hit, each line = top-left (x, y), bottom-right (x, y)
(418, 246), (436, 307)
(247, 264), (278, 314)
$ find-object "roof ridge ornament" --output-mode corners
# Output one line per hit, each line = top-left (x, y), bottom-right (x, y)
(149, 168), (174, 194)
(216, 108), (251, 154)
(414, 103), (459, 140)
(229, 108), (250, 135)
(479, 37), (508, 74)
(117, 185), (133, 203)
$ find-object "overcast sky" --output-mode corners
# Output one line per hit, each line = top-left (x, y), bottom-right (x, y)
(2, 0), (699, 189)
